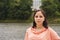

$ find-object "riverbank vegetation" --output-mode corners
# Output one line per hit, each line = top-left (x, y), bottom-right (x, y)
(0, 0), (60, 24)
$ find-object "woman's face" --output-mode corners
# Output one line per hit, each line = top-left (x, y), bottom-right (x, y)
(34, 11), (45, 25)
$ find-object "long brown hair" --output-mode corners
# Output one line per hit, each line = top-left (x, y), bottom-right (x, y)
(32, 9), (48, 29)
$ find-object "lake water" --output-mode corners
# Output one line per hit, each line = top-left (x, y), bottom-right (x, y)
(0, 23), (60, 40)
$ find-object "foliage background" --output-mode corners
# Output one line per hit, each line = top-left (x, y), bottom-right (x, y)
(0, 0), (33, 23)
(0, 0), (60, 23)
(41, 0), (60, 24)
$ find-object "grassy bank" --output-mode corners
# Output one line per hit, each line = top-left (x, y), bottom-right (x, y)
(0, 17), (60, 24)
(0, 16), (33, 23)
(48, 18), (60, 24)
(0, 19), (32, 23)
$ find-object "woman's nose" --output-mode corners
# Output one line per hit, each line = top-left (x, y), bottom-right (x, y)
(37, 17), (40, 19)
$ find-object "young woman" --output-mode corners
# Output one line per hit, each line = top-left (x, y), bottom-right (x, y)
(24, 9), (60, 40)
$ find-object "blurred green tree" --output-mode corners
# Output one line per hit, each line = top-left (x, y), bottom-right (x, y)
(0, 0), (33, 20)
(0, 0), (7, 20)
(41, 0), (60, 18)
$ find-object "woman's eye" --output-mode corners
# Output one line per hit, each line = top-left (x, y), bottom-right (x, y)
(40, 16), (42, 18)
(35, 16), (43, 18)
(35, 16), (38, 18)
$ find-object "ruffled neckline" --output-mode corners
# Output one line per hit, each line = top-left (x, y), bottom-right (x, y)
(31, 27), (47, 34)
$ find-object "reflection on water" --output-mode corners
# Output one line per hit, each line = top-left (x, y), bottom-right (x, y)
(0, 23), (60, 40)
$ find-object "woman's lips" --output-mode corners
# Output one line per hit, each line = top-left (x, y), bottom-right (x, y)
(37, 21), (41, 22)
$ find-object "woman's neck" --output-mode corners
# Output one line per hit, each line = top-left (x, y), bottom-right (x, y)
(36, 25), (44, 29)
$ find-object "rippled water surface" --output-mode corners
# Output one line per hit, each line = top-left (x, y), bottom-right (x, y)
(0, 23), (60, 40)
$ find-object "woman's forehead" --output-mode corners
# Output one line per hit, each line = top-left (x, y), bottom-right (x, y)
(35, 11), (43, 16)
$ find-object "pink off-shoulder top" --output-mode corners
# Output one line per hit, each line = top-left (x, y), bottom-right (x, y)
(24, 27), (60, 40)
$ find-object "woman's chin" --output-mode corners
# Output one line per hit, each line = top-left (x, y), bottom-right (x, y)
(36, 23), (42, 25)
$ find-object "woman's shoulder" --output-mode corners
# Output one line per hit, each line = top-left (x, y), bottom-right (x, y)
(48, 27), (55, 32)
(48, 27), (55, 31)
(26, 27), (32, 32)
(48, 27), (60, 39)
(48, 27), (58, 34)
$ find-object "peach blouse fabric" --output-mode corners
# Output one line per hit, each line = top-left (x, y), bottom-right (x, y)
(24, 27), (60, 40)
